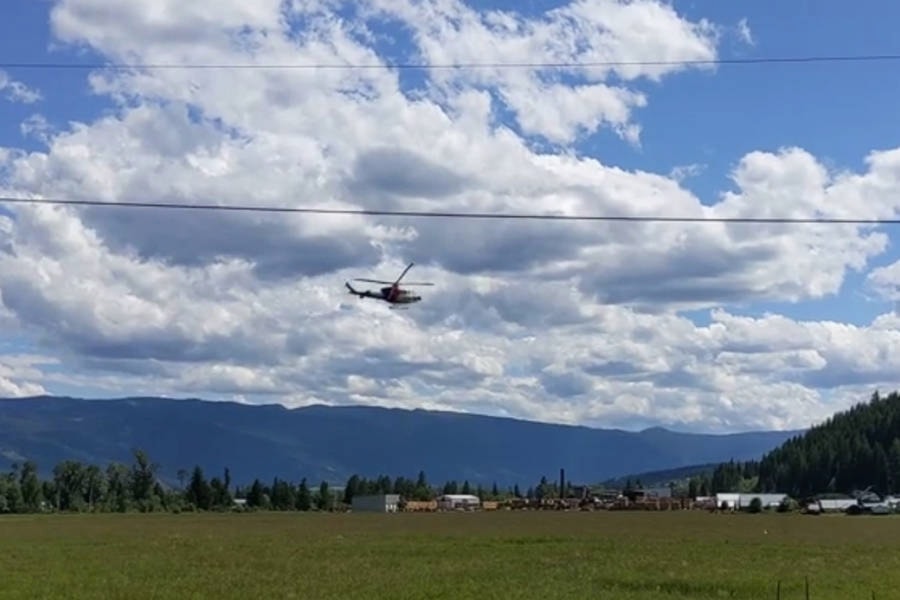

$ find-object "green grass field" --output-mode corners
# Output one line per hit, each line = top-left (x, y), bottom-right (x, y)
(1, 510), (897, 599)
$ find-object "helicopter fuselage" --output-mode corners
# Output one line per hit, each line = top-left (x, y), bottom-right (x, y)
(381, 286), (421, 303)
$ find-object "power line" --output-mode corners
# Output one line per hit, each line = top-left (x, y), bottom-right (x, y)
(2, 53), (900, 70)
(0, 196), (894, 225)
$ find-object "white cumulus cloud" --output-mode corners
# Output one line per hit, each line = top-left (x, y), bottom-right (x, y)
(0, 71), (42, 104)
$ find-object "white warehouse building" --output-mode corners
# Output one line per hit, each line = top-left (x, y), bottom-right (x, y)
(352, 494), (401, 513)
(715, 492), (787, 510)
(437, 494), (481, 510)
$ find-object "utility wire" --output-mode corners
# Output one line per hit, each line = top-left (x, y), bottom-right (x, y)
(0, 196), (893, 224)
(2, 53), (900, 70)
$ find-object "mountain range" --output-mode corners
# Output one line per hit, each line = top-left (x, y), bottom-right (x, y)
(0, 395), (801, 488)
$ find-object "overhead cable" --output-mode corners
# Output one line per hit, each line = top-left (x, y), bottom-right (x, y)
(0, 196), (892, 225)
(2, 53), (900, 70)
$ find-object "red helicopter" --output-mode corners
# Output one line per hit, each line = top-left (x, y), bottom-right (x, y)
(345, 262), (434, 308)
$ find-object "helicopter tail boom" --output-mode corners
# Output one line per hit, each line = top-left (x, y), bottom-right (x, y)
(345, 282), (366, 296)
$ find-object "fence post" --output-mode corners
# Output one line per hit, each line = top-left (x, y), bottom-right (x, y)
(804, 576), (809, 600)
(776, 580), (781, 600)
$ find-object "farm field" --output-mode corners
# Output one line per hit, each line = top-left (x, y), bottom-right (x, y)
(1, 510), (898, 599)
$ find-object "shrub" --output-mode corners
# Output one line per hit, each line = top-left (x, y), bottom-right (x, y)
(747, 497), (762, 513)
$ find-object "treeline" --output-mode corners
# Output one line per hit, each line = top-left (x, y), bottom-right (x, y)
(698, 390), (900, 499)
(337, 473), (571, 504)
(0, 450), (171, 514)
(0, 449), (337, 514)
(221, 472), (572, 508)
(0, 449), (577, 514)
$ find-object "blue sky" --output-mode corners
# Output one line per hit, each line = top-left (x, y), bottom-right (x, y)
(1, 0), (900, 432)
(0, 2), (101, 151)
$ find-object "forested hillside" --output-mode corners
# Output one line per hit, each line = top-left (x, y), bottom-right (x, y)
(0, 395), (797, 487)
(599, 463), (718, 490)
(691, 391), (900, 498)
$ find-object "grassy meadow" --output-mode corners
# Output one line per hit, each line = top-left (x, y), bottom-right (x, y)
(1, 509), (898, 599)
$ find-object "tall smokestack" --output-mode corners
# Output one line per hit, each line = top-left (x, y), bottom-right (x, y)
(560, 468), (565, 500)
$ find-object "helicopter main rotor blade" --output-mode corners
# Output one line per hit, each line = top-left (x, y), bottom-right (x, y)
(354, 278), (394, 284)
(394, 262), (414, 285)
(399, 282), (434, 286)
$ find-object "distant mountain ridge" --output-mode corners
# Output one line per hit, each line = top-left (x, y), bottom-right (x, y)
(0, 395), (802, 488)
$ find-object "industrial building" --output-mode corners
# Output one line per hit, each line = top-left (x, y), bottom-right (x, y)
(351, 494), (401, 513)
(624, 486), (672, 502)
(436, 494), (481, 510)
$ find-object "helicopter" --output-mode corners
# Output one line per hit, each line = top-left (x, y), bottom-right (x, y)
(345, 262), (434, 308)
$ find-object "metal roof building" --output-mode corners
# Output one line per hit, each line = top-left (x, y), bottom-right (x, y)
(436, 494), (481, 510)
(352, 494), (401, 513)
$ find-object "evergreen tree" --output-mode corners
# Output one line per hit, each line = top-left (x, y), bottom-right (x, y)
(318, 481), (330, 511)
(19, 461), (42, 512)
(413, 470), (431, 500)
(688, 478), (698, 499)
(187, 466), (212, 510)
(296, 478), (311, 511)
(270, 478), (296, 510)
(343, 474), (360, 504)
(889, 439), (900, 493)
(210, 476), (231, 508)
(3, 472), (22, 512)
(129, 449), (158, 511)
(246, 479), (265, 508)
